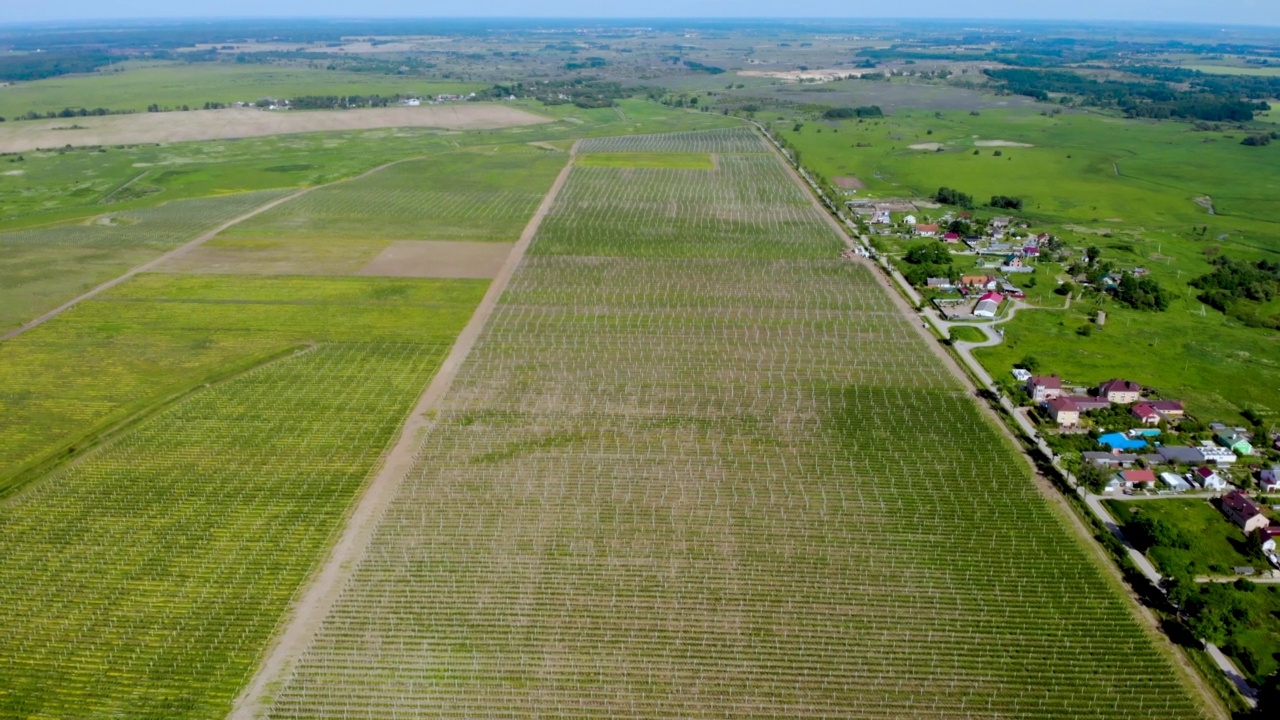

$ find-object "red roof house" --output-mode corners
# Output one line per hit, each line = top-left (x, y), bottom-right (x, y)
(1119, 469), (1157, 487)
(1131, 403), (1161, 426)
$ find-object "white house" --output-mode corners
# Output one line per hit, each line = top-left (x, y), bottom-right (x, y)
(1262, 466), (1280, 492)
(1161, 472), (1191, 492)
(1193, 466), (1228, 490)
(904, 214), (917, 226)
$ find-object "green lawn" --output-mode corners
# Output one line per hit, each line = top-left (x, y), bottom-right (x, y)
(948, 325), (987, 343)
(1104, 498), (1264, 576)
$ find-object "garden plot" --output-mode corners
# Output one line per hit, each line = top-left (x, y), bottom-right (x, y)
(261, 129), (1211, 720)
(357, 241), (513, 279)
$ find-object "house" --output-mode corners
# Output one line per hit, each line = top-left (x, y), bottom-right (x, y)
(1262, 466), (1280, 492)
(942, 232), (961, 243)
(915, 224), (940, 237)
(1193, 466), (1228, 490)
(1004, 253), (1023, 268)
(1083, 452), (1139, 468)
(1148, 400), (1184, 417)
(926, 277), (953, 289)
(1257, 527), (1280, 553)
(1161, 472), (1192, 491)
(1220, 491), (1270, 533)
(1026, 375), (1062, 402)
(973, 292), (1003, 318)
(960, 275), (998, 290)
(1131, 403), (1161, 426)
(1046, 396), (1080, 427)
(1117, 469), (1157, 489)
(991, 217), (1013, 231)
(1065, 395), (1110, 412)
(1098, 432), (1148, 451)
(1098, 379), (1142, 404)
(1217, 432), (1253, 456)
(1158, 446), (1205, 465)
(1023, 246), (1041, 257)
(904, 214), (918, 226)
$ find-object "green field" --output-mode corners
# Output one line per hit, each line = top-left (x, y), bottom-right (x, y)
(0, 273), (487, 718)
(262, 129), (1212, 720)
(1105, 498), (1264, 576)
(0, 190), (286, 332)
(780, 108), (1280, 422)
(0, 62), (484, 118)
(576, 152), (714, 168)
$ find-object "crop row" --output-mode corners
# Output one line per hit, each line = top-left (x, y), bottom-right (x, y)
(264, 133), (1209, 719)
(0, 275), (485, 480)
(579, 127), (768, 154)
(223, 151), (565, 243)
(0, 340), (456, 719)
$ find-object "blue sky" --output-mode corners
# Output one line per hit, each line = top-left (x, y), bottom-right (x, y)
(3, 1), (1278, 26)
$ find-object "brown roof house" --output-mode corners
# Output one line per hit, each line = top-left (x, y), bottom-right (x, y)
(1098, 379), (1142, 404)
(1221, 491), (1270, 534)
(1026, 375), (1063, 403)
(1046, 396), (1080, 427)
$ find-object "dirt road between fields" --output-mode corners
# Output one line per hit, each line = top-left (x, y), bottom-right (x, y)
(0, 104), (551, 153)
(227, 141), (579, 720)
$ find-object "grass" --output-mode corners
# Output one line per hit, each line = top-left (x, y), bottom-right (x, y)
(948, 325), (987, 343)
(779, 107), (1280, 423)
(1104, 498), (1264, 576)
(0, 62), (484, 118)
(576, 152), (714, 169)
(262, 129), (1214, 720)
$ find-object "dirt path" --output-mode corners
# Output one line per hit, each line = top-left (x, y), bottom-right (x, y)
(0, 156), (430, 344)
(227, 141), (579, 720)
(750, 122), (1229, 719)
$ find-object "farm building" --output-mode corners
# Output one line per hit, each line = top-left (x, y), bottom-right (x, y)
(1083, 452), (1139, 468)
(1158, 446), (1205, 465)
(1026, 375), (1062, 402)
(1098, 379), (1141, 404)
(1193, 466), (1228, 490)
(1220, 491), (1270, 533)
(1046, 397), (1079, 427)
(1199, 443), (1238, 465)
(973, 292), (1002, 318)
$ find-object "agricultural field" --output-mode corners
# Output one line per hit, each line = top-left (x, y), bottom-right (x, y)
(0, 189), (287, 331)
(778, 108), (1280, 422)
(0, 277), (483, 718)
(0, 62), (485, 118)
(256, 129), (1213, 720)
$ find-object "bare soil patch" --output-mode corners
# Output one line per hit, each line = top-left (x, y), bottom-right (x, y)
(833, 176), (866, 190)
(974, 139), (1035, 148)
(908, 142), (943, 151)
(0, 105), (551, 153)
(358, 241), (513, 279)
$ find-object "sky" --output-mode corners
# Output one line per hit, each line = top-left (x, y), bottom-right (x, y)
(2, 1), (1278, 27)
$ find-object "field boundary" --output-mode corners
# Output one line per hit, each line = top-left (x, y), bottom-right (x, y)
(0, 156), (435, 344)
(748, 121), (1229, 719)
(227, 140), (580, 720)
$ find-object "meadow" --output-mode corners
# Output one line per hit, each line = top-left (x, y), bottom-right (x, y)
(259, 128), (1214, 720)
(0, 274), (485, 719)
(780, 108), (1280, 421)
(0, 62), (484, 118)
